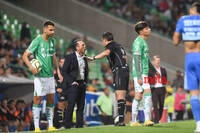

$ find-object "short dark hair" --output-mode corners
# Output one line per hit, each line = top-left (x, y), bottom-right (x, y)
(102, 32), (113, 41)
(178, 85), (183, 89)
(43, 21), (55, 27)
(191, 2), (200, 13)
(134, 21), (149, 34)
(72, 37), (82, 51)
(153, 55), (160, 60)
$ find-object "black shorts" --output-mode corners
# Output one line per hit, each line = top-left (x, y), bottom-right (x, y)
(57, 92), (67, 102)
(113, 67), (129, 91)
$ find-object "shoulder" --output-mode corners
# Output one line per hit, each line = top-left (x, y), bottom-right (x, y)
(66, 52), (75, 59)
(31, 35), (41, 43)
(106, 42), (114, 48)
(97, 94), (104, 100)
(132, 37), (143, 49)
(133, 37), (143, 44)
(177, 15), (195, 22)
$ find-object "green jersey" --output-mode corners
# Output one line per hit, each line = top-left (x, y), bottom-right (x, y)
(28, 35), (56, 77)
(132, 36), (149, 78)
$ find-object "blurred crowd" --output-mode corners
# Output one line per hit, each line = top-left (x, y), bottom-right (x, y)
(80, 0), (193, 37)
(0, 99), (33, 132)
(0, 18), (31, 78)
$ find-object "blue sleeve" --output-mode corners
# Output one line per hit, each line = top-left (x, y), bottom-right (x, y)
(175, 18), (183, 33)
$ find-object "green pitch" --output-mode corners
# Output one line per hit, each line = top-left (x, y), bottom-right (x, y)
(19, 120), (196, 133)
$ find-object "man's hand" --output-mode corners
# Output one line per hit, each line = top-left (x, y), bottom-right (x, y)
(30, 66), (39, 74)
(72, 81), (79, 86)
(85, 56), (94, 61)
(57, 88), (62, 93)
(138, 79), (143, 86)
(58, 73), (63, 83)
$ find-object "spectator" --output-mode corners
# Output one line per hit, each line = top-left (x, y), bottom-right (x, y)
(14, 100), (30, 131)
(181, 91), (193, 120)
(7, 99), (19, 132)
(186, 92), (193, 120)
(174, 85), (186, 121)
(164, 86), (175, 122)
(103, 68), (113, 88)
(125, 89), (134, 124)
(0, 99), (9, 132)
(87, 79), (99, 92)
(20, 22), (31, 41)
(81, 0), (192, 37)
(172, 70), (184, 90)
(12, 59), (29, 78)
(0, 58), (11, 76)
(96, 87), (113, 125)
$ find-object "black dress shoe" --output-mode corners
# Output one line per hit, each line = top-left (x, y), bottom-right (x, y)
(115, 122), (125, 126)
(64, 126), (71, 129)
(76, 125), (83, 128)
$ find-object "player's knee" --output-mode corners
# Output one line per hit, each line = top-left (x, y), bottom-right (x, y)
(135, 92), (142, 100)
(58, 102), (65, 110)
(144, 89), (151, 93)
(34, 96), (43, 105)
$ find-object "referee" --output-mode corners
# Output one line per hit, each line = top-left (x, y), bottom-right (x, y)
(87, 32), (129, 126)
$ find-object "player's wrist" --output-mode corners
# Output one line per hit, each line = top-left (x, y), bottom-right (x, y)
(93, 56), (96, 60)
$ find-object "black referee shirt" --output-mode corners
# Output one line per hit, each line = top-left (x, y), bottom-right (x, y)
(105, 41), (127, 70)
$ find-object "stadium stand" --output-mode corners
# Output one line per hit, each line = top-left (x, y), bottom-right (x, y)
(79, 0), (193, 38)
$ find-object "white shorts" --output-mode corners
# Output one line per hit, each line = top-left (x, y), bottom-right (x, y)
(34, 77), (55, 96)
(134, 75), (150, 93)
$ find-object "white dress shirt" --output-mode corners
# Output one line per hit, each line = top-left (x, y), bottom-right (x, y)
(75, 52), (85, 80)
(154, 67), (164, 88)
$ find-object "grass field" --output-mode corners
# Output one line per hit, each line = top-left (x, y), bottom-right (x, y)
(19, 120), (196, 133)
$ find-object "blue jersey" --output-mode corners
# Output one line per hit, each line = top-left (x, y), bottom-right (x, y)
(176, 15), (200, 41)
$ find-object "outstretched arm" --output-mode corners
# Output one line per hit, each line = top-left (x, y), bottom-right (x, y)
(86, 49), (110, 61)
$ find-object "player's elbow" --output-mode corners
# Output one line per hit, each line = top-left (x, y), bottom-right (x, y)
(22, 52), (26, 61)
(22, 51), (28, 62)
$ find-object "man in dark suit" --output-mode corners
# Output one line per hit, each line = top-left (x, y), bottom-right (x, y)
(62, 38), (88, 128)
(148, 55), (168, 123)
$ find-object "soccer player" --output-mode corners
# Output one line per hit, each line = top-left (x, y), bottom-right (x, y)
(22, 21), (63, 132)
(87, 32), (129, 126)
(173, 2), (200, 132)
(130, 21), (154, 126)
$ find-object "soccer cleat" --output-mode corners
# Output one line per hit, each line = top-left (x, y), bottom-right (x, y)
(47, 127), (57, 131)
(130, 121), (142, 127)
(59, 126), (65, 130)
(144, 120), (154, 126)
(34, 128), (41, 132)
